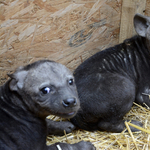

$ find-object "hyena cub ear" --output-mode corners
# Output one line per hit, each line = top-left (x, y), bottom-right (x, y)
(134, 13), (150, 37)
(8, 68), (28, 92)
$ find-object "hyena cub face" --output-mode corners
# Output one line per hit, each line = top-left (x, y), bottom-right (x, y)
(9, 60), (80, 118)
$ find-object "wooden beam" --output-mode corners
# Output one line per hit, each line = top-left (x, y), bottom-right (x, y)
(119, 0), (146, 43)
(145, 0), (150, 16)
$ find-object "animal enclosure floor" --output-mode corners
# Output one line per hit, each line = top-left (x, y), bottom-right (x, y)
(47, 104), (150, 150)
(0, 80), (149, 149)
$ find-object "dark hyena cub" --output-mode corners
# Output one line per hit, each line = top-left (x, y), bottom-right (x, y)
(71, 14), (150, 132)
(0, 60), (95, 150)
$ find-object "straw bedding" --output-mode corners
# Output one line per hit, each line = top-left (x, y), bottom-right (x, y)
(47, 103), (150, 150)
(0, 79), (150, 149)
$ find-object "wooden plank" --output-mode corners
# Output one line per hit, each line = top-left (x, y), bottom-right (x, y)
(119, 0), (146, 43)
(145, 0), (150, 16)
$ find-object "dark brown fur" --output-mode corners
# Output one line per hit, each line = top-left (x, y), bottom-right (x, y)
(0, 60), (95, 150)
(71, 14), (150, 132)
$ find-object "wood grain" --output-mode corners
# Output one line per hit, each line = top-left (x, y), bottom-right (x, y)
(0, 0), (122, 83)
(119, 0), (146, 43)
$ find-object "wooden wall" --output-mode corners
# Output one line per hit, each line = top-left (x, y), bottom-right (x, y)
(0, 0), (148, 83)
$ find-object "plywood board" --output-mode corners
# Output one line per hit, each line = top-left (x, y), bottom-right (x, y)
(0, 0), (122, 83)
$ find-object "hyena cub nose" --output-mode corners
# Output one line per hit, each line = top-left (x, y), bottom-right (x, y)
(62, 98), (77, 107)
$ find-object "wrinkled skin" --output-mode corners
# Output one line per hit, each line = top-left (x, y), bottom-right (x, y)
(71, 14), (150, 132)
(0, 60), (95, 150)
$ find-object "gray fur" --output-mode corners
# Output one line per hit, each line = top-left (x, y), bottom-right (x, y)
(0, 60), (95, 150)
(70, 13), (150, 133)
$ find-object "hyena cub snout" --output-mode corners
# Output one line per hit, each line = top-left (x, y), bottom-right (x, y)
(62, 97), (77, 107)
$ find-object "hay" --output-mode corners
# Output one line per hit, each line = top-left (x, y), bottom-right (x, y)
(47, 104), (150, 150)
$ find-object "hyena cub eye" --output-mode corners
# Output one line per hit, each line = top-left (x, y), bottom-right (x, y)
(41, 87), (51, 94)
(68, 79), (74, 86)
(40, 86), (56, 95)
